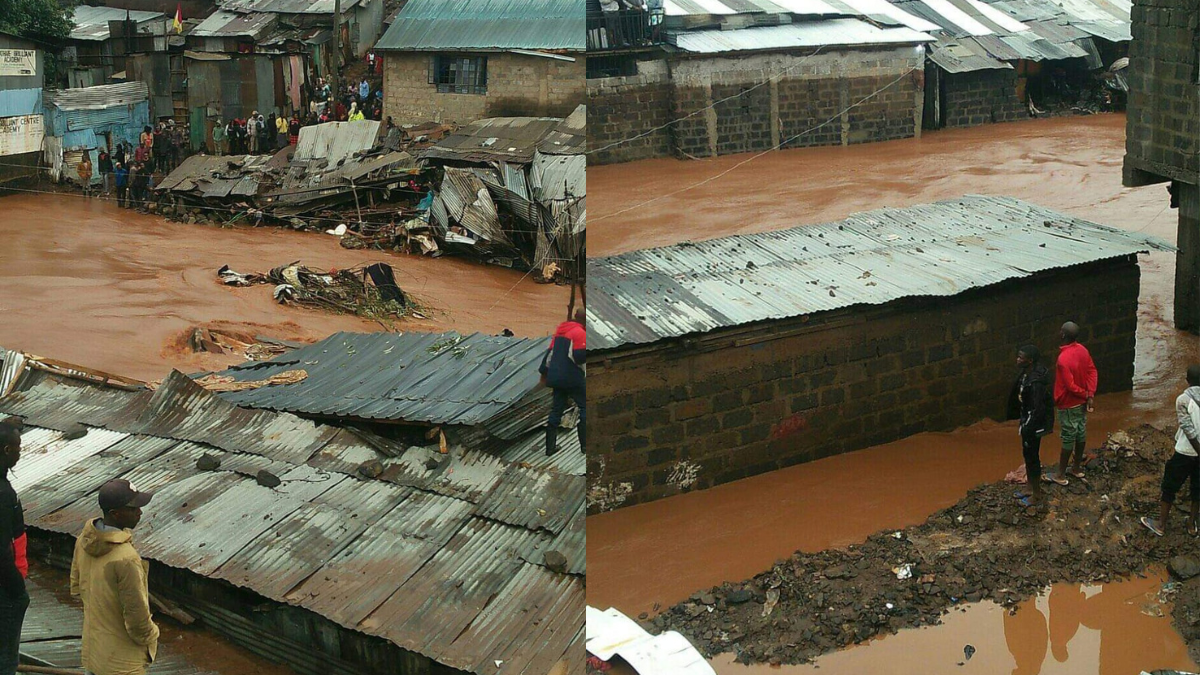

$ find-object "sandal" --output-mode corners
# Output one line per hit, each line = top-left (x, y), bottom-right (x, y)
(1068, 469), (1086, 479)
(1042, 474), (1069, 486)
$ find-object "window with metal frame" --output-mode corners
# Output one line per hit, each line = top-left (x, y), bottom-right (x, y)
(427, 54), (488, 95)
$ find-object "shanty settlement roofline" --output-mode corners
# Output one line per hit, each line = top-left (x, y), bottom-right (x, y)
(0, 360), (583, 675)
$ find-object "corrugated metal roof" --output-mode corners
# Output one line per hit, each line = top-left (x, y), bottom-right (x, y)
(0, 364), (582, 674)
(208, 331), (549, 433)
(191, 10), (277, 37)
(293, 119), (380, 166)
(838, 0), (941, 31)
(670, 18), (933, 52)
(537, 104), (585, 156)
(70, 5), (164, 41)
(664, 0), (839, 17)
(423, 116), (567, 165)
(979, 0), (1129, 42)
(375, 0), (583, 52)
(45, 82), (149, 111)
(217, 0), (364, 14)
(588, 195), (1173, 352)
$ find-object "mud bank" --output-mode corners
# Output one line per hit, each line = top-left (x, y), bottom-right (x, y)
(649, 425), (1200, 667)
(0, 193), (569, 380)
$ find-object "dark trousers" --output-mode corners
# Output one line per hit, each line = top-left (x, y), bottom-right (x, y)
(0, 590), (29, 675)
(547, 385), (585, 454)
(116, 185), (127, 208)
(1022, 432), (1042, 484)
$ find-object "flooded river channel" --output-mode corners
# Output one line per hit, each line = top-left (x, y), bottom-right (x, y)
(0, 193), (570, 381)
(588, 113), (1200, 673)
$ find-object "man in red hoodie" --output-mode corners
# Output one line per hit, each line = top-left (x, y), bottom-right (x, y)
(1047, 321), (1097, 485)
(0, 421), (27, 675)
(541, 307), (586, 456)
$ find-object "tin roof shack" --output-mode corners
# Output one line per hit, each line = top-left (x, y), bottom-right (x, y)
(887, 0), (1117, 129)
(1122, 0), (1198, 332)
(185, 3), (325, 138)
(420, 107), (585, 276)
(64, 6), (171, 90)
(587, 1), (935, 165)
(585, 195), (1171, 511)
(0, 32), (46, 185)
(375, 0), (584, 126)
(41, 82), (151, 184)
(0, 345), (583, 675)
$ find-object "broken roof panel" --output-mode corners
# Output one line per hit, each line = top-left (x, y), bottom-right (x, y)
(70, 6), (164, 41)
(375, 0), (583, 52)
(293, 120), (380, 166)
(190, 10), (277, 37)
(589, 195), (1173, 352)
(669, 18), (933, 53)
(45, 82), (149, 112)
(423, 116), (567, 165)
(537, 104), (586, 156)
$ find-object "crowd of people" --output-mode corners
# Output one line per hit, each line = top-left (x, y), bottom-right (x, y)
(74, 122), (187, 211)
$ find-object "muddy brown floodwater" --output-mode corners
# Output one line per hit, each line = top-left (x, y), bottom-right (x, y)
(0, 193), (570, 381)
(587, 113), (1200, 673)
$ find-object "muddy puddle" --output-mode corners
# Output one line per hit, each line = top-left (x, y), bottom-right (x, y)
(710, 571), (1195, 675)
(587, 113), (1200, 671)
(0, 193), (570, 380)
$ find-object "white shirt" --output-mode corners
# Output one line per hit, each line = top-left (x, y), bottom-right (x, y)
(1175, 388), (1200, 456)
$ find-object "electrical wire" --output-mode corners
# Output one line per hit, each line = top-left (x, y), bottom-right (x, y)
(592, 63), (922, 224)
(585, 45), (828, 156)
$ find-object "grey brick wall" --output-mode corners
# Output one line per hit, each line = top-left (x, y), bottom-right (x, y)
(587, 258), (1142, 511)
(587, 47), (925, 165)
(942, 69), (1027, 128)
(1122, 0), (1199, 186)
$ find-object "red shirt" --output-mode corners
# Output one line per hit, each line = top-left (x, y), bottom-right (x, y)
(1054, 341), (1097, 409)
(552, 320), (586, 351)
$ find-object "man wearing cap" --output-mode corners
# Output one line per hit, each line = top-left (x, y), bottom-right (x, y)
(70, 479), (158, 675)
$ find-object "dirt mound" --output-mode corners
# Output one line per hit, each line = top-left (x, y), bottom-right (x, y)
(652, 425), (1200, 666)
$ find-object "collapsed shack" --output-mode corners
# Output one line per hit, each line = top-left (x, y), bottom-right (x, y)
(650, 425), (1200, 667)
(0, 341), (584, 675)
(153, 114), (585, 282)
(217, 261), (422, 325)
(422, 105), (587, 280)
(155, 120), (434, 231)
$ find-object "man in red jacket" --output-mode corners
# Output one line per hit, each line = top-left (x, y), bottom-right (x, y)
(541, 308), (586, 456)
(1047, 321), (1097, 485)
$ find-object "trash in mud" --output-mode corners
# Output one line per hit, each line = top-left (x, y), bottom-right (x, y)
(217, 262), (422, 323)
(893, 563), (914, 580)
(192, 369), (308, 392)
(964, 644), (975, 661)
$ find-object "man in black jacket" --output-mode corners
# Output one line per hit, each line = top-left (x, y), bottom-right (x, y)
(1017, 344), (1052, 506)
(0, 422), (26, 675)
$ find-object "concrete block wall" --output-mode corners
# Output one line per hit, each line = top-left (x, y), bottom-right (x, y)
(587, 258), (1142, 511)
(586, 62), (673, 165)
(586, 46), (924, 164)
(942, 69), (1026, 128)
(382, 52), (585, 126)
(1123, 0), (1199, 185)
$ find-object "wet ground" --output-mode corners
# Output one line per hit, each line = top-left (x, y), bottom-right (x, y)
(711, 571), (1193, 675)
(587, 114), (1199, 673)
(0, 192), (570, 381)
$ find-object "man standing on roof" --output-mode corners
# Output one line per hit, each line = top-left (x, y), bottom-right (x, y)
(1046, 321), (1098, 486)
(542, 308), (586, 456)
(71, 479), (158, 675)
(0, 422), (27, 675)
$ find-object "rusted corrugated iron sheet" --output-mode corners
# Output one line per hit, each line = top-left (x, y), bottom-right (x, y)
(2, 366), (582, 673)
(423, 116), (564, 165)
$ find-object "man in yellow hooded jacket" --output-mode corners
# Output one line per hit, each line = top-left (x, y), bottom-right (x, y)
(70, 479), (158, 675)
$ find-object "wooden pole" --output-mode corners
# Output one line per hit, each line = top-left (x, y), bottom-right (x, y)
(330, 0), (342, 107)
(18, 665), (86, 675)
(567, 280), (576, 320)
